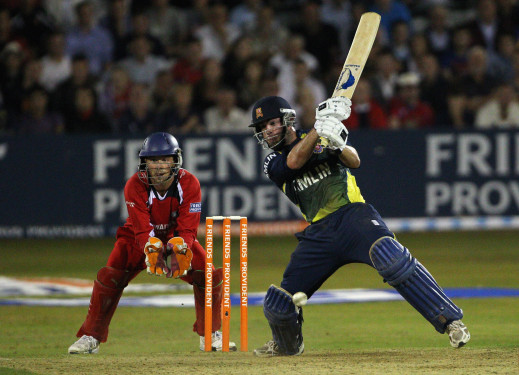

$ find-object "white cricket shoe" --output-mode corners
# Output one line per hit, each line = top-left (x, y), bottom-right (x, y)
(68, 335), (100, 354)
(199, 331), (237, 351)
(253, 340), (304, 357)
(446, 320), (470, 348)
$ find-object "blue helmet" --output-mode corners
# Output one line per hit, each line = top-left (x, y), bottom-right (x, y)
(249, 96), (296, 150)
(138, 132), (183, 185)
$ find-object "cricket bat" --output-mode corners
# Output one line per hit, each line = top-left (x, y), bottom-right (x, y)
(321, 12), (381, 146)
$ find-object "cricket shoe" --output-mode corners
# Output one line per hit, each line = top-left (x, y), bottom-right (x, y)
(68, 335), (100, 354)
(253, 340), (304, 357)
(446, 320), (470, 348)
(199, 331), (237, 351)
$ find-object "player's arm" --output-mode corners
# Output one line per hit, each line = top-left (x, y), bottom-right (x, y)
(339, 145), (360, 169)
(286, 129), (320, 170)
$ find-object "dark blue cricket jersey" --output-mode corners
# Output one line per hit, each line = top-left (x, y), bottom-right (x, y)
(263, 131), (365, 223)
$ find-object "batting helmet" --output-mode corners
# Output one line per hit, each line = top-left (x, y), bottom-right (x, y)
(138, 132), (183, 185)
(249, 96), (296, 150)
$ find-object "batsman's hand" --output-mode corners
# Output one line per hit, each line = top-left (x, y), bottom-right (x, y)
(314, 116), (348, 151)
(162, 237), (193, 278)
(144, 237), (165, 276)
(316, 97), (352, 122)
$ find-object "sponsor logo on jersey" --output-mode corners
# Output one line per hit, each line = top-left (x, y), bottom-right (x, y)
(126, 201), (135, 207)
(294, 162), (332, 191)
(189, 202), (201, 213)
(256, 107), (263, 119)
(314, 143), (324, 153)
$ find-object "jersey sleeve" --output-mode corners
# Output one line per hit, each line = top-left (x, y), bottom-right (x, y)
(263, 151), (300, 188)
(174, 170), (202, 249)
(124, 176), (153, 250)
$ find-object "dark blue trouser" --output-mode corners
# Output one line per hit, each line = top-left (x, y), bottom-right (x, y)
(280, 203), (392, 297)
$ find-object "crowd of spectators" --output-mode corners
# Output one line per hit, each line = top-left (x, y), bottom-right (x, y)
(1, 0), (519, 135)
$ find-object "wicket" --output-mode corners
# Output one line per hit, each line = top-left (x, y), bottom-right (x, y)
(204, 216), (248, 352)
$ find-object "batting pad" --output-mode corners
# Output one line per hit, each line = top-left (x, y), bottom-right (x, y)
(370, 237), (463, 333)
(263, 285), (304, 355)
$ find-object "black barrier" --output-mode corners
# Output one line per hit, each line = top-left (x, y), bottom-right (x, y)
(1, 130), (518, 237)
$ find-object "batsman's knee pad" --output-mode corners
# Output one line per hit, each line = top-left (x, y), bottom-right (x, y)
(369, 237), (463, 333)
(263, 285), (304, 355)
(97, 267), (132, 289)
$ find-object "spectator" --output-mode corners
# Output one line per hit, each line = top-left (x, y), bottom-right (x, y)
(100, 0), (132, 61)
(66, 85), (110, 133)
(0, 41), (25, 118)
(370, 0), (412, 45)
(151, 69), (174, 114)
(17, 85), (63, 134)
(156, 82), (203, 134)
(418, 54), (451, 126)
(0, 6), (23, 54)
(294, 86), (318, 131)
(389, 72), (435, 128)
(390, 21), (412, 66)
(21, 57), (42, 93)
(424, 5), (452, 62)
(348, 80), (388, 129)
(293, 58), (327, 107)
(487, 33), (516, 82)
(51, 53), (97, 121)
(146, 0), (187, 58)
(290, 1), (340, 78)
(194, 3), (241, 62)
(116, 83), (156, 134)
(10, 0), (55, 55)
(448, 46), (496, 128)
(98, 64), (132, 124)
(463, 0), (511, 52)
(171, 36), (204, 85)
(269, 34), (319, 105)
(407, 33), (432, 73)
(245, 5), (289, 62)
(120, 11), (165, 61)
(235, 57), (264, 110)
(442, 26), (471, 79)
(229, 0), (262, 30)
(119, 35), (170, 85)
(40, 31), (72, 92)
(475, 83), (519, 128)
(192, 58), (224, 112)
(204, 87), (248, 133)
(370, 49), (401, 111)
(222, 35), (254, 89)
(66, 0), (114, 76)
(320, 0), (353, 59)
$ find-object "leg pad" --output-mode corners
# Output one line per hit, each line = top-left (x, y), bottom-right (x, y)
(263, 285), (303, 355)
(370, 237), (463, 333)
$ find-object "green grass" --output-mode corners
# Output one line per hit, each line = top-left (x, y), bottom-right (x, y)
(0, 231), (518, 374)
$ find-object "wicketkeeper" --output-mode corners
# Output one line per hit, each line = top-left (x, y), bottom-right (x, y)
(68, 132), (236, 354)
(249, 96), (470, 356)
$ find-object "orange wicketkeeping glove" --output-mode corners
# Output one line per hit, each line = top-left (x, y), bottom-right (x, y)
(144, 237), (165, 276)
(162, 237), (193, 278)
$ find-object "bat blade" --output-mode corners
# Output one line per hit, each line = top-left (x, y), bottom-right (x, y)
(333, 12), (381, 99)
(320, 12), (380, 147)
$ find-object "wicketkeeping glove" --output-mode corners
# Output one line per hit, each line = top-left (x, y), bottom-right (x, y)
(144, 237), (165, 276)
(160, 237), (193, 278)
(314, 116), (348, 151)
(315, 97), (352, 122)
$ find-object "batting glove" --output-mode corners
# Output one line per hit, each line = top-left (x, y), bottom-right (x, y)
(314, 116), (348, 151)
(144, 237), (165, 276)
(162, 237), (193, 279)
(315, 97), (352, 122)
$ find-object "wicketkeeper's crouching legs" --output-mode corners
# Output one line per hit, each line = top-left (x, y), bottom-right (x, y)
(76, 266), (138, 342)
(192, 268), (223, 335)
(369, 236), (470, 347)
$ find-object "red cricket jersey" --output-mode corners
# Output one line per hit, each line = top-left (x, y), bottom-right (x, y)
(119, 169), (202, 251)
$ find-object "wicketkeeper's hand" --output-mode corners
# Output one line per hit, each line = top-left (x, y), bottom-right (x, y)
(314, 116), (349, 151)
(315, 97), (352, 122)
(161, 237), (193, 278)
(144, 237), (165, 276)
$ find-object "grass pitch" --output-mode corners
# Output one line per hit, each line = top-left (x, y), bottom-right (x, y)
(0, 231), (518, 374)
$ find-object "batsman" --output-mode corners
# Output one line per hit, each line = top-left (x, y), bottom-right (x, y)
(249, 96), (470, 356)
(68, 132), (236, 354)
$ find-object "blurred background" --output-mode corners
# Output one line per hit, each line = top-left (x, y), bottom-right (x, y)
(1, 0), (519, 237)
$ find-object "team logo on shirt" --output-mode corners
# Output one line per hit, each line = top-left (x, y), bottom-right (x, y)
(189, 202), (202, 213)
(314, 143), (324, 153)
(256, 107), (263, 119)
